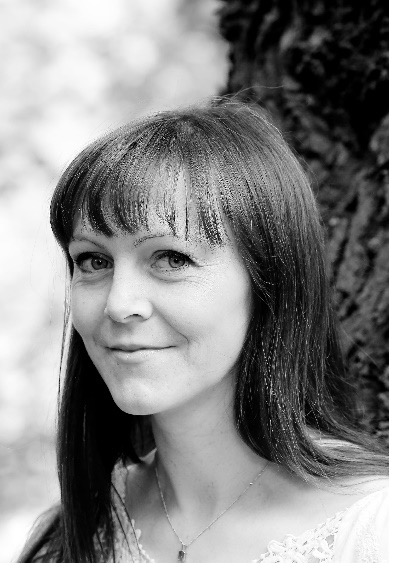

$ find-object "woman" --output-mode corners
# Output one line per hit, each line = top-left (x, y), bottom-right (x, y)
(19, 100), (388, 563)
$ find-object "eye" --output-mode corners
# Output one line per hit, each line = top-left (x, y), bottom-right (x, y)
(153, 251), (192, 271)
(73, 252), (113, 273)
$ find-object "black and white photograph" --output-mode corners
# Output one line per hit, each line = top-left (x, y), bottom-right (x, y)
(0, 0), (388, 563)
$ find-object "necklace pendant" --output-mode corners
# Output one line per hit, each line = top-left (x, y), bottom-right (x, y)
(178, 545), (187, 562)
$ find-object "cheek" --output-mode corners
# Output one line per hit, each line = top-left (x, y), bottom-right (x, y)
(170, 273), (252, 353)
(71, 285), (105, 338)
(210, 278), (252, 347)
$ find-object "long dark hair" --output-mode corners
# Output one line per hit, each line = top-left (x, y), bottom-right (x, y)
(20, 99), (388, 562)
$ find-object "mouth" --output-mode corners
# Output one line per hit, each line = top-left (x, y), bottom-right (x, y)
(106, 345), (172, 362)
(108, 346), (169, 353)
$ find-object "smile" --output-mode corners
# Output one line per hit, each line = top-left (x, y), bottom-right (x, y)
(107, 346), (171, 363)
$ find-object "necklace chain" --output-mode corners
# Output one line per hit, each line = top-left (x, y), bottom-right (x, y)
(154, 459), (269, 562)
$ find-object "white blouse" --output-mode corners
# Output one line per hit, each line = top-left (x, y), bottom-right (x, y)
(106, 461), (389, 563)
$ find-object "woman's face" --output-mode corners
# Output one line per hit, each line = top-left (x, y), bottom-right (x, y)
(68, 200), (252, 417)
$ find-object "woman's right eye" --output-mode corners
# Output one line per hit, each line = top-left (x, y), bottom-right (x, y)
(73, 253), (113, 274)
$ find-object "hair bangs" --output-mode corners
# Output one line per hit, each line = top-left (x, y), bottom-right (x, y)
(51, 116), (235, 249)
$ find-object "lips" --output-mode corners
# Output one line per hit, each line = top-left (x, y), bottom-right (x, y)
(108, 343), (169, 352)
(106, 344), (171, 364)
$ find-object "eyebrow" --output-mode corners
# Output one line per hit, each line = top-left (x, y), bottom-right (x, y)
(133, 232), (180, 246)
(69, 234), (105, 247)
(69, 232), (183, 248)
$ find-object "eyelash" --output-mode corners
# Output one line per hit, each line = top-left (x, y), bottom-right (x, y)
(73, 252), (111, 273)
(72, 250), (194, 274)
(154, 250), (193, 271)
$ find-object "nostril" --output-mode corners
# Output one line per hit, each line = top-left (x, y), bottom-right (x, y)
(104, 298), (153, 322)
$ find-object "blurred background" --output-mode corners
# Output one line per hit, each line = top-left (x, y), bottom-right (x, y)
(0, 0), (228, 560)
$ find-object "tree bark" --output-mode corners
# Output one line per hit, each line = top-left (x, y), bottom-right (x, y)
(218, 0), (388, 444)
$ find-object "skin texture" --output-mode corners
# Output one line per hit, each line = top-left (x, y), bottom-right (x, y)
(69, 215), (252, 418)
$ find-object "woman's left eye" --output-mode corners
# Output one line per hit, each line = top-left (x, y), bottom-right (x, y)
(153, 251), (192, 271)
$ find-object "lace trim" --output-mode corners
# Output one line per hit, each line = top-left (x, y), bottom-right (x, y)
(130, 519), (156, 563)
(253, 510), (344, 562)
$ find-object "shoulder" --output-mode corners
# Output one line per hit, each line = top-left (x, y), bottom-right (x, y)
(333, 480), (389, 563)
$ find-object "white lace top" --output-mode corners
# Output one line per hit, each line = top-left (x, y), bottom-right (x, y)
(105, 461), (389, 563)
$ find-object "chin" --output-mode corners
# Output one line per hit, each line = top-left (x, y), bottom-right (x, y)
(105, 380), (167, 416)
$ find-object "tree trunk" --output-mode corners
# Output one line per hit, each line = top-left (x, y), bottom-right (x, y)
(218, 0), (388, 444)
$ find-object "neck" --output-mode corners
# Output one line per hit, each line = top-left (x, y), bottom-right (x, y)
(150, 380), (267, 518)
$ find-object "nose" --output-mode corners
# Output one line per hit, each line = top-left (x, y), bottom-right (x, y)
(104, 269), (153, 323)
